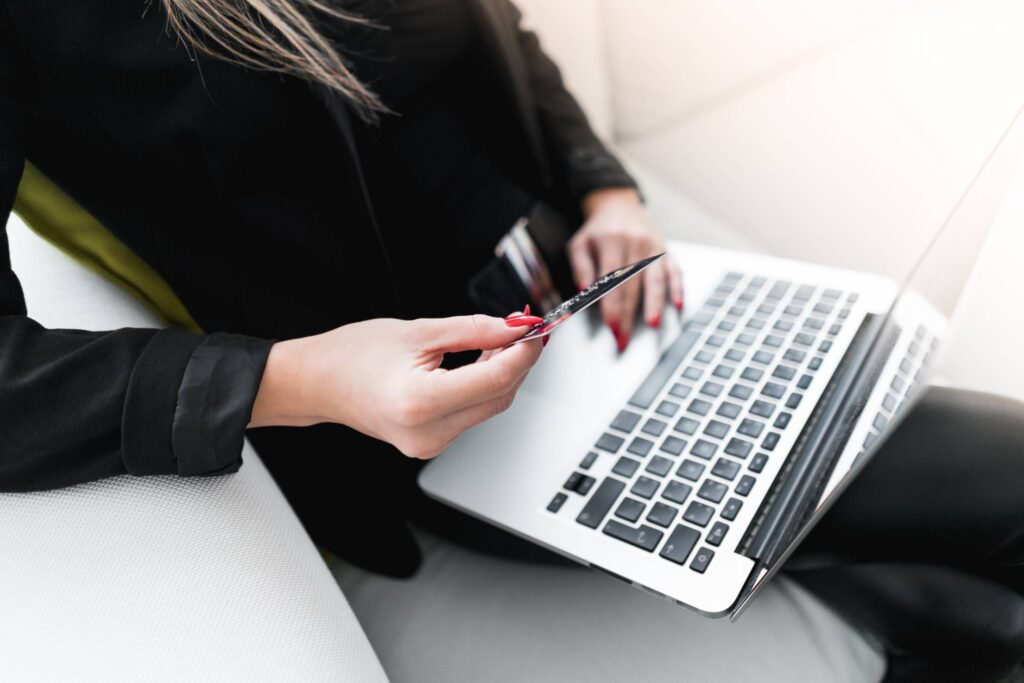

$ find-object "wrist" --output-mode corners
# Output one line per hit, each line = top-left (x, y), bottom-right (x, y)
(581, 186), (642, 218)
(248, 338), (324, 428)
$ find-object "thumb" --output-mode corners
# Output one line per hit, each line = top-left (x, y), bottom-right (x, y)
(418, 313), (539, 353)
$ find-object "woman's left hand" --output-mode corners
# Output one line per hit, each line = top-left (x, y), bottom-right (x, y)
(568, 187), (684, 352)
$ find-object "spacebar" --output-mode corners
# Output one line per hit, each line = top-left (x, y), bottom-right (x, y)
(628, 329), (701, 409)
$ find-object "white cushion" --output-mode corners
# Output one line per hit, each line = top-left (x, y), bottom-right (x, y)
(1, 216), (387, 682)
(332, 529), (886, 683)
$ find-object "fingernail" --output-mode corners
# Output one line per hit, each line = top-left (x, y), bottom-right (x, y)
(523, 303), (530, 316)
(674, 297), (684, 312)
(609, 320), (620, 338)
(542, 335), (550, 348)
(616, 330), (629, 353)
(505, 315), (544, 327)
(648, 314), (661, 329)
(578, 281), (588, 293)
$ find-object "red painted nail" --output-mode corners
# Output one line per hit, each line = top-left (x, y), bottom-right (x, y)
(648, 314), (661, 329)
(616, 330), (629, 353)
(608, 320), (621, 337)
(542, 335), (550, 348)
(523, 304), (530, 316)
(674, 297), (684, 312)
(505, 315), (544, 327)
(578, 281), (588, 293)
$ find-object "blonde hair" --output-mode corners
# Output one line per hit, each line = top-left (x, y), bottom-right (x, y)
(161, 0), (385, 121)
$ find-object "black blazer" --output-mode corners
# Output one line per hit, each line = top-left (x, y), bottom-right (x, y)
(0, 0), (636, 491)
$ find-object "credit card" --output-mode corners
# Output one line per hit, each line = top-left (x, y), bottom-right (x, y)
(510, 253), (665, 344)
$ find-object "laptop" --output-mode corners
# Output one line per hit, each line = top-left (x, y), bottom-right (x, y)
(420, 103), (1024, 618)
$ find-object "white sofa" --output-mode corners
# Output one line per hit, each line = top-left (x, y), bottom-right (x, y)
(7, 0), (1022, 679)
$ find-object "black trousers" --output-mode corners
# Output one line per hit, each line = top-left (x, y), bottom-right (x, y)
(252, 386), (1024, 683)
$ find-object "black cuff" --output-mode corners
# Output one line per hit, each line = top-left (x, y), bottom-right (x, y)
(171, 333), (275, 476)
(564, 145), (641, 202)
(122, 328), (205, 476)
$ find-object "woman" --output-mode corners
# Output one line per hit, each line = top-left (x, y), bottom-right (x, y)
(1, 1), (1022, 681)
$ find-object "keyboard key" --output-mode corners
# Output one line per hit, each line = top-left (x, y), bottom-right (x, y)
(613, 457), (640, 478)
(614, 497), (645, 522)
(674, 417), (700, 435)
(763, 335), (784, 348)
(711, 459), (740, 480)
(564, 472), (583, 492)
(722, 498), (743, 520)
(783, 304), (803, 317)
(580, 452), (598, 470)
(809, 356), (823, 370)
(752, 350), (774, 365)
(797, 374), (813, 390)
(706, 522), (729, 546)
(737, 418), (764, 438)
(704, 420), (730, 439)
(694, 349), (714, 364)
(688, 399), (712, 416)
(642, 418), (667, 437)
(690, 547), (715, 573)
(717, 320), (736, 332)
(707, 297), (726, 308)
(729, 384), (754, 400)
(773, 365), (797, 381)
(576, 475), (596, 495)
(725, 348), (745, 362)
(882, 392), (897, 413)
(660, 435), (687, 455)
(631, 476), (659, 499)
(662, 480), (693, 504)
(698, 479), (728, 503)
(611, 410), (642, 433)
(847, 293), (860, 303)
(647, 502), (678, 528)
(773, 412), (792, 429)
(803, 317), (824, 331)
(794, 333), (815, 346)
(660, 525), (700, 565)
(750, 400), (775, 418)
(717, 402), (742, 419)
(713, 365), (735, 380)
(596, 433), (624, 453)
(762, 382), (786, 399)
(741, 367), (764, 382)
(829, 323), (842, 336)
(767, 281), (791, 299)
(794, 285), (816, 301)
(785, 393), (803, 409)
(820, 340), (833, 353)
(728, 305), (746, 317)
(690, 439), (718, 460)
(576, 478), (626, 528)
(547, 492), (567, 513)
(892, 375), (905, 393)
(839, 307), (851, 319)
(762, 432), (781, 451)
(707, 335), (725, 348)
(700, 381), (724, 398)
(682, 366), (702, 381)
(603, 520), (663, 552)
(683, 501), (715, 527)
(735, 475), (756, 497)
(773, 319), (793, 332)
(656, 400), (680, 417)
(677, 460), (705, 481)
(668, 383), (691, 400)
(746, 317), (766, 330)
(724, 438), (753, 459)
(627, 437), (654, 457)
(628, 330), (702, 408)
(824, 288), (842, 299)
(783, 349), (806, 363)
(757, 303), (775, 315)
(873, 413), (888, 431)
(736, 333), (756, 346)
(646, 455), (673, 477)
(749, 453), (769, 473)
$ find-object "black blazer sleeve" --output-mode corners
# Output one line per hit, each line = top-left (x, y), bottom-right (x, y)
(502, 0), (638, 202)
(0, 14), (272, 492)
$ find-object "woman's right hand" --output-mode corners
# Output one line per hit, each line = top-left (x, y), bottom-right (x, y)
(249, 314), (545, 458)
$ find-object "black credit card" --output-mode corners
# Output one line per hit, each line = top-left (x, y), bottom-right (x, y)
(510, 253), (665, 344)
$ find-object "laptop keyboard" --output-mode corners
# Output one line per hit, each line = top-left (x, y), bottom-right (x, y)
(548, 272), (858, 573)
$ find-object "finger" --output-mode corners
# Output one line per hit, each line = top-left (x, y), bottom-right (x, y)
(615, 239), (648, 349)
(596, 238), (628, 349)
(666, 257), (685, 313)
(430, 337), (543, 414)
(642, 260), (668, 328)
(417, 313), (537, 353)
(567, 233), (597, 292)
(436, 371), (529, 447)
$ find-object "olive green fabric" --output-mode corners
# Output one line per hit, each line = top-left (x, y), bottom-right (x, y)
(12, 162), (201, 333)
